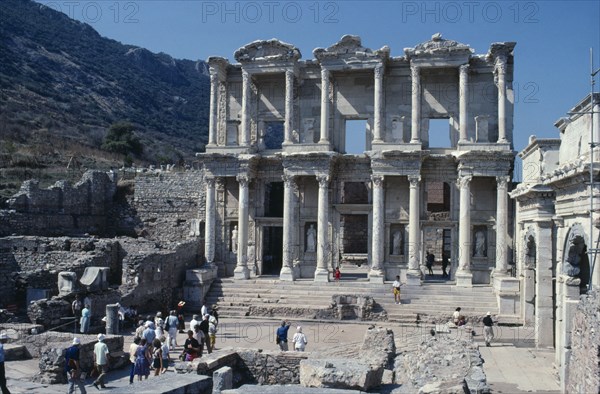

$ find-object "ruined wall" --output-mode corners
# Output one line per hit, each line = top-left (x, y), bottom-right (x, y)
(0, 171), (116, 237)
(132, 170), (206, 243)
(566, 290), (600, 393)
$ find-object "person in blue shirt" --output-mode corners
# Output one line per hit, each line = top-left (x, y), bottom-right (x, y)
(65, 337), (86, 394)
(0, 332), (10, 394)
(276, 321), (291, 351)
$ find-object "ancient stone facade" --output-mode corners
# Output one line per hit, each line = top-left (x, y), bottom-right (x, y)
(201, 34), (516, 286)
(511, 93), (600, 389)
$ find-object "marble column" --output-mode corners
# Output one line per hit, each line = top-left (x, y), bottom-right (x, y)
(495, 176), (510, 275)
(204, 177), (216, 264)
(280, 175), (297, 281)
(284, 70), (295, 144)
(495, 57), (508, 143)
(406, 174), (422, 285)
(319, 68), (330, 144)
(456, 174), (473, 287)
(459, 64), (469, 143)
(373, 64), (384, 143)
(369, 175), (385, 282)
(240, 69), (251, 147)
(314, 175), (330, 282)
(410, 65), (421, 144)
(208, 71), (218, 146)
(234, 174), (250, 279)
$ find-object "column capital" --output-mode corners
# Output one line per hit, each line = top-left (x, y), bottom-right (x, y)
(374, 63), (384, 79)
(316, 174), (330, 188)
(408, 174), (421, 187)
(236, 174), (250, 187)
(205, 176), (216, 188)
(457, 175), (472, 188)
(496, 175), (510, 188)
(282, 174), (298, 192)
(459, 63), (470, 76)
(410, 64), (421, 79)
(371, 174), (385, 188)
(320, 67), (330, 79)
(242, 68), (251, 82)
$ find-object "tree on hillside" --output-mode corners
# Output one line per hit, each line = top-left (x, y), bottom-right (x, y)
(101, 122), (143, 156)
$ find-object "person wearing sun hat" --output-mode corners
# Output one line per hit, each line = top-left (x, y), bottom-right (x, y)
(65, 337), (86, 394)
(92, 334), (110, 390)
(483, 311), (495, 347)
(0, 332), (9, 394)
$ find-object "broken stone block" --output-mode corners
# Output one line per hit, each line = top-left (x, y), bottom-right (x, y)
(79, 266), (110, 292)
(58, 271), (77, 296)
(299, 359), (383, 391)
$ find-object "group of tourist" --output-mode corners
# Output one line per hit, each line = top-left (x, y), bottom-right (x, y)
(276, 321), (308, 352)
(182, 304), (219, 361)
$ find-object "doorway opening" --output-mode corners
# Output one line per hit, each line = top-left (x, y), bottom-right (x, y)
(262, 226), (283, 275)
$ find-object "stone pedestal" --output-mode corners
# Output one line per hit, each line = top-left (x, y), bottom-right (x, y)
(368, 271), (385, 283)
(183, 266), (218, 310)
(405, 270), (422, 286)
(105, 303), (119, 335)
(58, 272), (77, 297)
(455, 270), (473, 287)
(494, 276), (520, 323)
(313, 269), (329, 283)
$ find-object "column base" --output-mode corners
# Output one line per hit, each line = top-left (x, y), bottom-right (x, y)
(233, 266), (250, 280)
(368, 269), (385, 283)
(455, 270), (473, 287)
(406, 269), (422, 286)
(279, 266), (295, 281)
(313, 268), (330, 282)
(410, 139), (421, 144)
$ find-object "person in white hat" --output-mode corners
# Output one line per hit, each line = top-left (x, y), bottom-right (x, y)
(66, 337), (85, 394)
(0, 332), (9, 394)
(92, 334), (109, 390)
(483, 311), (495, 347)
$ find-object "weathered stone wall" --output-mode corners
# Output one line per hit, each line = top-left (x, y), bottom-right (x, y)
(0, 171), (116, 237)
(236, 349), (308, 385)
(566, 290), (600, 393)
(132, 170), (206, 243)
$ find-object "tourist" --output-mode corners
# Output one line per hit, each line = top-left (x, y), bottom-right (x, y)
(65, 337), (85, 394)
(441, 254), (449, 278)
(177, 301), (186, 333)
(160, 336), (170, 374)
(208, 314), (218, 351)
(199, 315), (212, 354)
(211, 307), (219, 324)
(334, 267), (341, 284)
(128, 337), (141, 384)
(0, 332), (10, 394)
(72, 296), (82, 321)
(193, 324), (205, 357)
(166, 310), (179, 350)
(483, 311), (494, 346)
(392, 276), (402, 304)
(154, 312), (164, 341)
(142, 321), (156, 345)
(134, 320), (145, 339)
(92, 334), (109, 390)
(276, 320), (291, 351)
(182, 330), (201, 361)
(453, 307), (466, 326)
(426, 252), (435, 276)
(152, 339), (163, 376)
(201, 301), (208, 317)
(79, 305), (90, 334)
(83, 296), (92, 316)
(189, 314), (199, 333)
(134, 338), (151, 381)
(292, 326), (308, 352)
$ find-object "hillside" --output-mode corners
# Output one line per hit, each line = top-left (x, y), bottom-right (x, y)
(0, 0), (210, 202)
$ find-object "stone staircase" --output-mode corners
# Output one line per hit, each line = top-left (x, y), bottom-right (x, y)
(204, 276), (499, 325)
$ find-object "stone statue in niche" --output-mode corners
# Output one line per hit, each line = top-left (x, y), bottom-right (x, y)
(525, 235), (536, 268)
(392, 230), (402, 255)
(303, 118), (315, 143)
(474, 230), (486, 257)
(231, 225), (238, 253)
(563, 234), (586, 280)
(306, 224), (316, 253)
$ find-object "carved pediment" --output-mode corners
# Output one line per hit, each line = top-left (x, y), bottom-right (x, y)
(234, 39), (301, 63)
(313, 35), (389, 62)
(405, 33), (473, 58)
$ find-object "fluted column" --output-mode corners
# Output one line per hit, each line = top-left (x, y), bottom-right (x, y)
(204, 177), (216, 264)
(240, 70), (251, 147)
(456, 174), (473, 287)
(234, 174), (250, 279)
(280, 175), (297, 281)
(373, 64), (384, 143)
(284, 70), (295, 144)
(369, 175), (385, 282)
(459, 64), (469, 143)
(495, 56), (508, 143)
(410, 65), (421, 144)
(406, 174), (422, 285)
(319, 68), (330, 144)
(314, 175), (330, 282)
(208, 71), (218, 146)
(495, 176), (510, 274)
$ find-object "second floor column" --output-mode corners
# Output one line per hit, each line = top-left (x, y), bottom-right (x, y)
(406, 174), (422, 285)
(456, 174), (473, 287)
(319, 68), (331, 144)
(280, 175), (297, 281)
(284, 70), (295, 144)
(204, 177), (216, 264)
(314, 175), (330, 282)
(410, 65), (421, 144)
(240, 69), (251, 147)
(459, 64), (469, 143)
(234, 174), (250, 279)
(373, 64), (384, 143)
(495, 176), (510, 275)
(495, 56), (508, 143)
(208, 71), (218, 146)
(369, 175), (385, 282)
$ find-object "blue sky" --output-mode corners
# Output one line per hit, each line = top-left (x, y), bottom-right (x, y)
(39, 0), (600, 161)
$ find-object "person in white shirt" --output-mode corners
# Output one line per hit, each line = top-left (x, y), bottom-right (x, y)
(189, 314), (199, 332)
(200, 302), (208, 318)
(392, 276), (402, 304)
(292, 326), (307, 352)
(93, 334), (110, 390)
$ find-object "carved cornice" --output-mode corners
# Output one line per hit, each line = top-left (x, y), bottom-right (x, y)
(234, 39), (301, 63)
(405, 33), (473, 59)
(313, 35), (390, 65)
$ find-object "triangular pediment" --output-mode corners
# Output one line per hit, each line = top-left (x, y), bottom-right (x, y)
(234, 39), (301, 63)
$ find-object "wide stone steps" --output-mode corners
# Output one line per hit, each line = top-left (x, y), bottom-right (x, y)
(205, 278), (499, 323)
